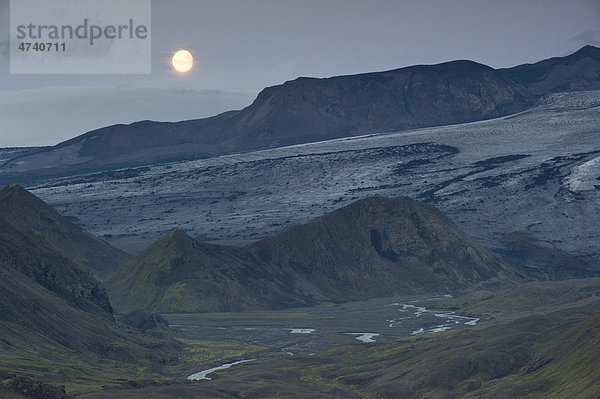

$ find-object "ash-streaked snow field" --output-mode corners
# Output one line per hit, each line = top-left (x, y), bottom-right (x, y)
(25, 90), (600, 255)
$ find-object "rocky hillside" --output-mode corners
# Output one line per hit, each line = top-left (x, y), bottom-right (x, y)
(0, 216), (113, 318)
(0, 188), (272, 396)
(218, 59), (531, 150)
(0, 184), (130, 280)
(0, 213), (186, 394)
(107, 196), (514, 313)
(248, 196), (515, 301)
(106, 230), (310, 313)
(80, 278), (600, 399)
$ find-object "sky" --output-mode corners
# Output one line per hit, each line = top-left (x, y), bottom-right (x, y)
(1, 0), (599, 147)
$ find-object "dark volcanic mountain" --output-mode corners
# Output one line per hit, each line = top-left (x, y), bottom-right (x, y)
(3, 47), (599, 184)
(502, 45), (600, 95)
(248, 196), (515, 301)
(222, 59), (531, 147)
(0, 184), (130, 280)
(106, 230), (309, 313)
(1, 57), (535, 181)
(107, 196), (514, 313)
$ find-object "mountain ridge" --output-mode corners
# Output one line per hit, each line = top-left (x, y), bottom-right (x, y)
(4, 46), (600, 185)
(9, 47), (600, 181)
(0, 187), (242, 395)
(247, 196), (515, 300)
(501, 45), (600, 95)
(5, 57), (530, 177)
(107, 196), (515, 313)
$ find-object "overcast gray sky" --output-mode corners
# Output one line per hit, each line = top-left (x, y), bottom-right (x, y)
(1, 0), (599, 147)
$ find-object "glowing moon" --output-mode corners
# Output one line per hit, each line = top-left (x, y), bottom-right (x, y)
(172, 50), (194, 73)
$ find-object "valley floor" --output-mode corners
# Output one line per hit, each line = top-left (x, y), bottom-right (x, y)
(165, 295), (479, 362)
(79, 278), (600, 399)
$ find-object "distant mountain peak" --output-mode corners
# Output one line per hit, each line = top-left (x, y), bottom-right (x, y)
(139, 229), (200, 258)
(0, 53), (534, 178)
(501, 45), (600, 95)
(131, 229), (197, 268)
(164, 229), (194, 241)
(573, 44), (600, 57)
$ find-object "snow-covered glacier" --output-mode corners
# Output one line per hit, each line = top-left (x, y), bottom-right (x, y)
(26, 90), (600, 256)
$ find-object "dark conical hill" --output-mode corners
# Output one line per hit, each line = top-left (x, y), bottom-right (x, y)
(107, 197), (513, 313)
(248, 196), (514, 301)
(106, 230), (309, 313)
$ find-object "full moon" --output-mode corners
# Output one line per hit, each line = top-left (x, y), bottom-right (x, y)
(172, 50), (194, 73)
